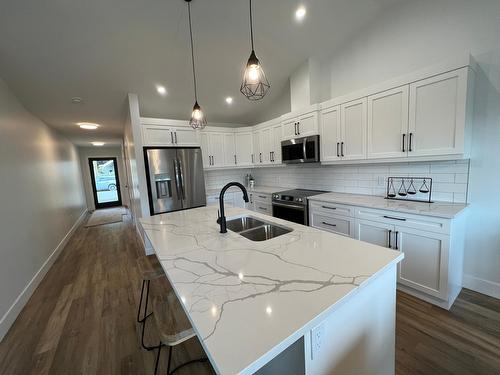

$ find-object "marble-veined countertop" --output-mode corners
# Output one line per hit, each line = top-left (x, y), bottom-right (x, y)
(309, 192), (467, 219)
(140, 205), (403, 374)
(205, 185), (286, 196)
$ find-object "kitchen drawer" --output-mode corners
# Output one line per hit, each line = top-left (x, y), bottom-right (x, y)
(254, 203), (272, 216)
(309, 201), (355, 218)
(355, 207), (450, 235)
(253, 193), (272, 205)
(310, 212), (354, 237)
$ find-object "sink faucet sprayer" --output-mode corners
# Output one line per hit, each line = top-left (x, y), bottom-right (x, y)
(217, 182), (249, 233)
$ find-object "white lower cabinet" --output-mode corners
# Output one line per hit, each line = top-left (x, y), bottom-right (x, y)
(311, 200), (464, 309)
(247, 192), (272, 216)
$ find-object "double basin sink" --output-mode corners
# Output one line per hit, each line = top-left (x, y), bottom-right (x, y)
(226, 215), (293, 241)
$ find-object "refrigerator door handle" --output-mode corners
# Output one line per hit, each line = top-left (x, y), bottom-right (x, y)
(173, 159), (181, 199)
(177, 158), (186, 200)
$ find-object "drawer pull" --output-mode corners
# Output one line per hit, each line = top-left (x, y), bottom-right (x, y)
(258, 195), (267, 199)
(321, 206), (336, 210)
(322, 221), (337, 227)
(383, 215), (406, 221)
(258, 206), (267, 210)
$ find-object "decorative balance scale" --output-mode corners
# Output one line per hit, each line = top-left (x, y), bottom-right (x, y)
(386, 177), (433, 203)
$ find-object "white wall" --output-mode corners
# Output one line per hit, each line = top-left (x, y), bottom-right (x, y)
(0, 78), (86, 340)
(78, 146), (130, 211)
(316, 0), (500, 297)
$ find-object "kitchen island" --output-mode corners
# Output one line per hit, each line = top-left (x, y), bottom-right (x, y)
(140, 205), (403, 375)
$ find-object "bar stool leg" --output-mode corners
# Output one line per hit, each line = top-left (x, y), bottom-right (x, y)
(153, 342), (163, 375)
(137, 280), (146, 323)
(166, 346), (173, 375)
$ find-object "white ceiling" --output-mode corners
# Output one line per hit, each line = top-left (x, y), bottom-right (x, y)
(0, 0), (405, 145)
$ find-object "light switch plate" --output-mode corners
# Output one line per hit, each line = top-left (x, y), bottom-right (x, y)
(311, 323), (325, 360)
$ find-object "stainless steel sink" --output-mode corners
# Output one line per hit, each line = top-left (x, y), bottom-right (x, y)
(226, 215), (293, 241)
(226, 216), (266, 232)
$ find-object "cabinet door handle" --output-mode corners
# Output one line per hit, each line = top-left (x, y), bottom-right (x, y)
(294, 122), (297, 136)
(251, 154), (254, 163)
(341, 142), (345, 157)
(297, 122), (300, 135)
(409, 133), (413, 152)
(174, 132), (178, 144)
(383, 215), (406, 221)
(258, 195), (267, 198)
(259, 152), (262, 163)
(321, 205), (336, 210)
(336, 142), (340, 157)
(402, 134), (405, 152)
(322, 221), (337, 227)
(234, 155), (237, 165)
(171, 132), (174, 144)
(388, 229), (392, 248)
(258, 206), (267, 211)
(395, 231), (399, 250)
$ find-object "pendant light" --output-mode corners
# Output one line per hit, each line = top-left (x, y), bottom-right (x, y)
(185, 0), (207, 129)
(240, 0), (270, 100)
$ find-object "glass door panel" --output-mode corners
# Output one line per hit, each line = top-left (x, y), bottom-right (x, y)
(89, 158), (122, 209)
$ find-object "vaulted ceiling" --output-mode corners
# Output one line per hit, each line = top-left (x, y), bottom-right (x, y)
(0, 0), (406, 145)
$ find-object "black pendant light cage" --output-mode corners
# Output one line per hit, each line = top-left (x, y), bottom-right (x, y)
(240, 0), (270, 100)
(186, 0), (207, 129)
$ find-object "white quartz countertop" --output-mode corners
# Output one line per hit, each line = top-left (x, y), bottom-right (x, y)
(140, 205), (403, 374)
(309, 192), (467, 219)
(205, 185), (286, 196)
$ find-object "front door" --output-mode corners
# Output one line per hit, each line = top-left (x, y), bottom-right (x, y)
(89, 157), (122, 209)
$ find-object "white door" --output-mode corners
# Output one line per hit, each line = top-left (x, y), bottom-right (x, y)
(200, 132), (211, 168)
(408, 68), (468, 157)
(340, 98), (367, 160)
(355, 219), (394, 249)
(235, 132), (253, 166)
(282, 118), (298, 140)
(252, 131), (262, 164)
(261, 127), (272, 164)
(367, 86), (409, 159)
(272, 124), (282, 163)
(396, 226), (449, 299)
(171, 127), (200, 146)
(223, 133), (236, 167)
(297, 112), (318, 137)
(142, 126), (173, 146)
(320, 106), (341, 162)
(210, 133), (225, 167)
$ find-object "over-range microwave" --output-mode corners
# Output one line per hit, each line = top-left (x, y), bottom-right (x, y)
(281, 135), (320, 164)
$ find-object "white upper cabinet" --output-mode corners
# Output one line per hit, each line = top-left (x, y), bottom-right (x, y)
(367, 86), (409, 159)
(223, 133), (237, 167)
(281, 108), (319, 141)
(252, 131), (262, 164)
(320, 105), (341, 162)
(142, 125), (200, 147)
(235, 132), (253, 166)
(408, 67), (470, 157)
(172, 127), (200, 146)
(261, 127), (273, 164)
(340, 98), (367, 160)
(272, 124), (282, 164)
(200, 132), (211, 168)
(202, 132), (225, 168)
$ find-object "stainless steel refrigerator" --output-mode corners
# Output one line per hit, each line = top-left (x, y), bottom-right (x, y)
(144, 147), (206, 215)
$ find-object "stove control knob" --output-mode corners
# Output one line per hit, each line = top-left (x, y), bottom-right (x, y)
(273, 194), (279, 199)
(297, 198), (303, 203)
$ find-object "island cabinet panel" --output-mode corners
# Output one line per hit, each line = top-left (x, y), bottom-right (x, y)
(395, 226), (449, 300)
(408, 68), (470, 157)
(367, 85), (409, 159)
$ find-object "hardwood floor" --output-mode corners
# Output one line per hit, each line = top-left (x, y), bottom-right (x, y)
(0, 212), (498, 375)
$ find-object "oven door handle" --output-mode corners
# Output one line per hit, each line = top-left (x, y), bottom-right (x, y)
(302, 137), (307, 161)
(272, 202), (305, 211)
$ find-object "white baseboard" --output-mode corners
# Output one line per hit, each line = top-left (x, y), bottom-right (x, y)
(463, 274), (500, 299)
(0, 209), (88, 342)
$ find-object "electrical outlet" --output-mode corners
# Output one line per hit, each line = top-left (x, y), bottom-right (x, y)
(311, 323), (325, 360)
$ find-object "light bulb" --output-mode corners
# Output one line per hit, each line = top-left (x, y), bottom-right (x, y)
(247, 64), (260, 83)
(192, 108), (203, 120)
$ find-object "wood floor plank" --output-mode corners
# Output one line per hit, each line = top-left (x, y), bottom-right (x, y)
(0, 212), (498, 374)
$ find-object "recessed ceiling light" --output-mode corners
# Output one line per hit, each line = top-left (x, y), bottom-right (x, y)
(91, 142), (105, 146)
(295, 5), (306, 21)
(225, 97), (233, 104)
(71, 96), (83, 104)
(156, 85), (167, 96)
(78, 122), (100, 130)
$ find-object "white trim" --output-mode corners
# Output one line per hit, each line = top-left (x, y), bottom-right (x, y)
(463, 274), (500, 300)
(0, 209), (88, 342)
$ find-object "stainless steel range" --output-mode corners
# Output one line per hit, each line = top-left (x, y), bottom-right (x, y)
(272, 189), (329, 225)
